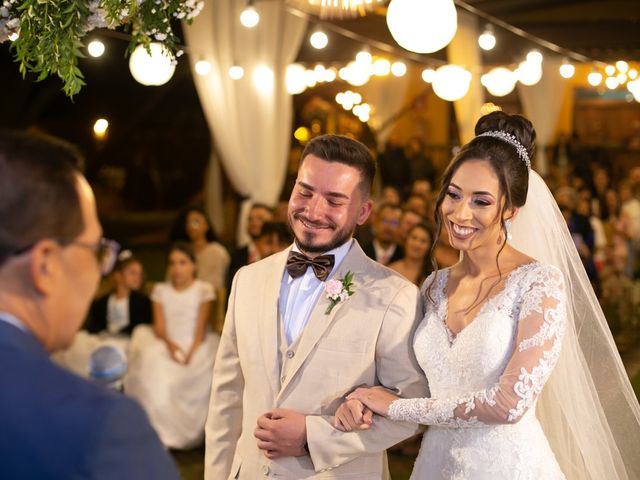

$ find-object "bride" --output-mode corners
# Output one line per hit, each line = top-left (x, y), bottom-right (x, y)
(337, 112), (640, 479)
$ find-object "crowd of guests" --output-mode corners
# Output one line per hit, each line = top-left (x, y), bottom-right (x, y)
(548, 163), (640, 351)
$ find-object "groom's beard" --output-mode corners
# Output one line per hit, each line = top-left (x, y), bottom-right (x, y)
(289, 212), (355, 254)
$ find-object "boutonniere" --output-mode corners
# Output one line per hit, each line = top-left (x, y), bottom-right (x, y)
(323, 271), (355, 315)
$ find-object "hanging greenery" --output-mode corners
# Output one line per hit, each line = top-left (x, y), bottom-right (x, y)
(0, 0), (204, 97)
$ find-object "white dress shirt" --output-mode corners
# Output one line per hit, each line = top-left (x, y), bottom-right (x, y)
(279, 239), (353, 345)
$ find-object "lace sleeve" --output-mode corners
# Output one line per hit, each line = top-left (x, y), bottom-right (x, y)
(388, 265), (567, 427)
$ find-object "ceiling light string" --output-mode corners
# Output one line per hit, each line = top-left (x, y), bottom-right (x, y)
(453, 0), (605, 67)
(284, 4), (447, 67)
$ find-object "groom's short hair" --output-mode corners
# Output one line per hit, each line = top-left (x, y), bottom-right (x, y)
(300, 135), (376, 197)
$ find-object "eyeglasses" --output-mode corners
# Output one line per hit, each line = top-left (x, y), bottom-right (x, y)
(68, 238), (121, 276)
(9, 237), (121, 276)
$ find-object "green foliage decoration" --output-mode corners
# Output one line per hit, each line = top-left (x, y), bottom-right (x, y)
(0, 0), (204, 97)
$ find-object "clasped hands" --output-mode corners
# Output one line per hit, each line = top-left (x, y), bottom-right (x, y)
(254, 409), (307, 459)
(253, 386), (400, 458)
(333, 386), (400, 432)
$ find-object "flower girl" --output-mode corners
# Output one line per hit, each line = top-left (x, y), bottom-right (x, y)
(124, 242), (220, 449)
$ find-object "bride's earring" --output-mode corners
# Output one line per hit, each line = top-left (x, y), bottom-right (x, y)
(505, 219), (513, 241)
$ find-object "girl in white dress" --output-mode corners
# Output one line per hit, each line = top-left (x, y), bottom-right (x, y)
(336, 112), (640, 479)
(124, 242), (220, 449)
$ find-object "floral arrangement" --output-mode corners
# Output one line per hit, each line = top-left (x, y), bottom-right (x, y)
(324, 271), (355, 314)
(0, 0), (204, 97)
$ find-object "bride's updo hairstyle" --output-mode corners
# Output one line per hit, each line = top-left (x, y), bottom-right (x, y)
(427, 112), (536, 297)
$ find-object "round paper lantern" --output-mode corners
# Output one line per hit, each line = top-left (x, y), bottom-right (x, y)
(432, 64), (471, 101)
(386, 0), (457, 54)
(516, 60), (542, 86)
(481, 67), (516, 97)
(129, 43), (176, 86)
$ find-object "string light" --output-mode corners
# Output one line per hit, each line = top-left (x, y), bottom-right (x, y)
(478, 24), (496, 51)
(310, 30), (329, 49)
(228, 65), (244, 80)
(587, 71), (603, 87)
(93, 118), (109, 138)
(240, 4), (260, 28)
(195, 60), (211, 76)
(87, 40), (105, 58)
(559, 59), (575, 79)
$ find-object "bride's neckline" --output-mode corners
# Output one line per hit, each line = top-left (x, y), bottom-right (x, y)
(439, 261), (539, 345)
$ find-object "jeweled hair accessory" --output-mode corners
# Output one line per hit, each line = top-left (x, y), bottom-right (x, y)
(477, 130), (531, 170)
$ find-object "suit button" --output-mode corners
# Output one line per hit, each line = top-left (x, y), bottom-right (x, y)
(286, 351), (295, 358)
(262, 464), (270, 476)
(281, 375), (286, 383)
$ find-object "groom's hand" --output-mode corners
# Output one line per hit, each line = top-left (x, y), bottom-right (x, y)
(254, 408), (307, 459)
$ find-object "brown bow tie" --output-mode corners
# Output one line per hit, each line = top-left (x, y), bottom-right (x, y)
(286, 251), (335, 281)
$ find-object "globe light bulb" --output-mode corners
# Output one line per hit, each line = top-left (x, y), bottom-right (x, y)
(87, 40), (105, 58)
(195, 60), (211, 76)
(587, 71), (603, 87)
(391, 61), (407, 77)
(559, 60), (575, 79)
(478, 25), (496, 51)
(229, 65), (244, 80)
(310, 31), (328, 49)
(421, 68), (436, 83)
(240, 6), (259, 28)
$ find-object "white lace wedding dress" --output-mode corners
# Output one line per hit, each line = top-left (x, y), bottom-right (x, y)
(389, 262), (567, 479)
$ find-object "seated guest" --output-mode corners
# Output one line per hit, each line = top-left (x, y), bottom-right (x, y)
(53, 250), (151, 377)
(404, 194), (429, 218)
(255, 221), (293, 259)
(389, 223), (434, 286)
(0, 130), (177, 479)
(86, 250), (151, 335)
(227, 203), (273, 289)
(397, 208), (425, 245)
(170, 206), (230, 293)
(361, 203), (404, 265)
(125, 242), (220, 449)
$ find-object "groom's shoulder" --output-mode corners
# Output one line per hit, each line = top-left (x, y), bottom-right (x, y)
(354, 248), (417, 293)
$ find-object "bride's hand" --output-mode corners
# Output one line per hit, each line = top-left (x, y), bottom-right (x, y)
(334, 399), (373, 432)
(347, 386), (400, 417)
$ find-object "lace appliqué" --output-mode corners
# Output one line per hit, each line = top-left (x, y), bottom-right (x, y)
(393, 263), (567, 428)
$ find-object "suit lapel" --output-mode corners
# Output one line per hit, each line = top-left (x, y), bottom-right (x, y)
(257, 248), (290, 397)
(277, 242), (370, 398)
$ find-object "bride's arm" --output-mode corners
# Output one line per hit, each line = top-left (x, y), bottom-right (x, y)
(388, 266), (567, 427)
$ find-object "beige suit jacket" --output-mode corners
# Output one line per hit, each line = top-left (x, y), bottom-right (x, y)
(205, 241), (428, 479)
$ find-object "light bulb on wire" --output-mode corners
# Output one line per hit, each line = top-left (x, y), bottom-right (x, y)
(478, 25), (496, 51)
(87, 40), (105, 58)
(559, 59), (575, 79)
(310, 30), (328, 49)
(240, 4), (259, 28)
(587, 70), (603, 87)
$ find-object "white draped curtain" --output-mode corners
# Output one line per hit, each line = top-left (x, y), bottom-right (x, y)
(184, 0), (307, 243)
(359, 70), (413, 147)
(517, 57), (569, 175)
(447, 10), (485, 145)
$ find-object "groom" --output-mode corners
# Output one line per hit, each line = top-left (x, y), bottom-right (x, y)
(205, 135), (428, 479)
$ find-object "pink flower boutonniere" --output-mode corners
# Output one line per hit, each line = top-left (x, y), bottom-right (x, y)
(324, 271), (355, 315)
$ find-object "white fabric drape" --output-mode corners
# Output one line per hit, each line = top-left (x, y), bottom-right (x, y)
(184, 0), (307, 243)
(359, 70), (413, 146)
(447, 10), (485, 145)
(517, 58), (568, 175)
